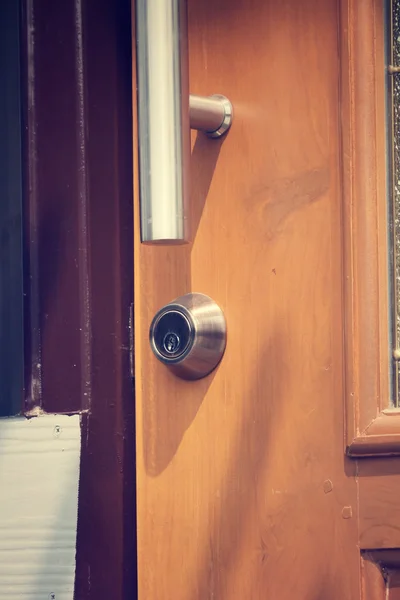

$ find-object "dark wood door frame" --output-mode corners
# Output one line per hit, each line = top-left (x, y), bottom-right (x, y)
(20, 0), (136, 597)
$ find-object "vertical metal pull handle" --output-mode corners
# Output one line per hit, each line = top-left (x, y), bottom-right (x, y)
(136, 0), (233, 245)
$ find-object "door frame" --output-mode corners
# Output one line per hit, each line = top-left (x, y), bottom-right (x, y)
(20, 0), (136, 597)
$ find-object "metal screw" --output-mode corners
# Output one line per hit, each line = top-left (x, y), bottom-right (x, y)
(49, 594), (56, 600)
(54, 425), (61, 437)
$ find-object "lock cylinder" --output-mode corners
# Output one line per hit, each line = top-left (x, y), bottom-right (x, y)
(149, 293), (226, 380)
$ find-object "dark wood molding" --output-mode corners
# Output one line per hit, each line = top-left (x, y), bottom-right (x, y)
(340, 0), (394, 457)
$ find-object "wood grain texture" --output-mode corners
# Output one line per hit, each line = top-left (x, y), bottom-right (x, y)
(340, 0), (393, 456)
(361, 551), (400, 599)
(133, 0), (359, 598)
(350, 411), (400, 456)
(361, 554), (386, 600)
(359, 459), (400, 549)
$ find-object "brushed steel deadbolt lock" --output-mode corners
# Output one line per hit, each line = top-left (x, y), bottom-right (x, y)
(149, 293), (227, 380)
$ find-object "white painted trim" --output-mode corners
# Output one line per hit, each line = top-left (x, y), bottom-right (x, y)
(0, 414), (81, 600)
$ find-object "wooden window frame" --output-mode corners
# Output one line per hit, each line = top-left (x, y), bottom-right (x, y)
(341, 0), (400, 456)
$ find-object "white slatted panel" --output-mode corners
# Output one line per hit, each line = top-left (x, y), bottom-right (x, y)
(0, 414), (81, 599)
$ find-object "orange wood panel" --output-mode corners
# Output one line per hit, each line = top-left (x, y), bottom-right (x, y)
(133, 0), (360, 597)
(340, 0), (394, 458)
(361, 552), (400, 600)
(359, 459), (400, 549)
(361, 555), (386, 600)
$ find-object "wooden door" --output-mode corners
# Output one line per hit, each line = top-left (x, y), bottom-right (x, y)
(132, 0), (397, 598)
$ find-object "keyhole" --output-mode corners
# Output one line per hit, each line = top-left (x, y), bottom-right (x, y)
(163, 332), (180, 354)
